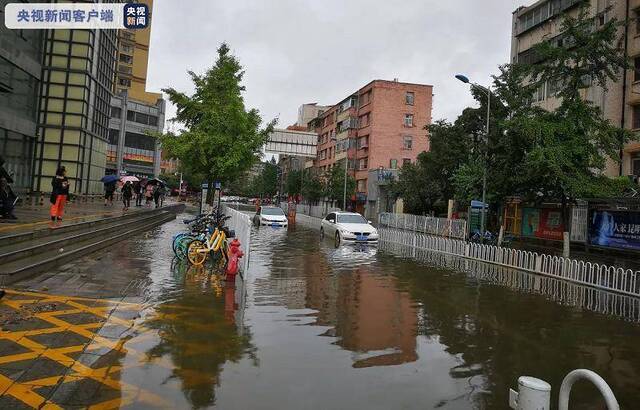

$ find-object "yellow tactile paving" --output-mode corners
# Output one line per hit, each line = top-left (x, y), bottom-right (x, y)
(0, 289), (177, 409)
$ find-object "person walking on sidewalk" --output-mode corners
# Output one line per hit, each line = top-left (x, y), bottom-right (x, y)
(145, 183), (154, 207)
(154, 184), (165, 208)
(122, 181), (133, 211)
(104, 180), (116, 207)
(50, 166), (69, 222)
(134, 181), (143, 207)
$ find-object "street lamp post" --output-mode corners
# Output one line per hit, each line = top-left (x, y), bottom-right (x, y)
(455, 74), (490, 236)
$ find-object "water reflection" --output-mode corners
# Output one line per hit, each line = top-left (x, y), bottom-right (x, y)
(245, 225), (640, 409)
(135, 262), (255, 409)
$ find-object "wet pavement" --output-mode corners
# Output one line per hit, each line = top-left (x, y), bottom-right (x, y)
(1, 214), (640, 409)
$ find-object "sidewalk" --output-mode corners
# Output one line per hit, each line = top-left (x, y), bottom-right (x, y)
(0, 199), (159, 238)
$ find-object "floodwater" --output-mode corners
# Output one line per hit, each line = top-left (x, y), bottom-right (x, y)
(2, 214), (640, 409)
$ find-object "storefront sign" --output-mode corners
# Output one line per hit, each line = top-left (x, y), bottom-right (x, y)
(123, 153), (153, 163)
(521, 208), (564, 240)
(589, 210), (640, 251)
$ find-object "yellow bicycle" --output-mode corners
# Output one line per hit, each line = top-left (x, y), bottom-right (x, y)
(187, 226), (230, 267)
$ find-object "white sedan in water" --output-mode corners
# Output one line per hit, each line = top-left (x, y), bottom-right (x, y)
(253, 206), (288, 228)
(320, 211), (379, 245)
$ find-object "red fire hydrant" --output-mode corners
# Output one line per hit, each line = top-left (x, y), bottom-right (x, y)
(225, 238), (244, 281)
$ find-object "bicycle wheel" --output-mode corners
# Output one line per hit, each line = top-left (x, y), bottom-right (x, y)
(172, 233), (187, 256)
(176, 235), (195, 260)
(187, 240), (208, 266)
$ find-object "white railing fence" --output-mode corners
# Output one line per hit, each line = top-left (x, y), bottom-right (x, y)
(222, 205), (252, 275)
(378, 212), (468, 240)
(382, 241), (640, 322)
(379, 228), (640, 297)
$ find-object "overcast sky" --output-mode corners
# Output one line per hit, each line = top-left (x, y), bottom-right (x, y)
(146, 0), (532, 129)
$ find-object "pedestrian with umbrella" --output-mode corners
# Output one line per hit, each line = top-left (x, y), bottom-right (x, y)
(153, 182), (166, 208)
(144, 180), (154, 207)
(101, 174), (119, 207)
(50, 166), (69, 222)
(121, 181), (133, 211)
(134, 177), (145, 207)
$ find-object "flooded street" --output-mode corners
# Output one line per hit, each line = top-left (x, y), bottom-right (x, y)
(2, 214), (640, 409)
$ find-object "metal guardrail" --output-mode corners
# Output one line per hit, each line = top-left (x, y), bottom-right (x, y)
(381, 241), (640, 322)
(509, 369), (619, 410)
(378, 212), (468, 240)
(379, 228), (640, 297)
(222, 205), (252, 275)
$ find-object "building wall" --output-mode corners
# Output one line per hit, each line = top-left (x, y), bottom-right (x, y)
(107, 94), (165, 178)
(34, 27), (117, 195)
(311, 80), (433, 215)
(511, 0), (639, 178)
(114, 0), (161, 105)
(297, 103), (330, 127)
(0, 3), (42, 191)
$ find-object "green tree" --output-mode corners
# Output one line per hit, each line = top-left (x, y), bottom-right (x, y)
(324, 161), (355, 209)
(301, 170), (324, 203)
(285, 169), (302, 197)
(247, 161), (278, 198)
(157, 43), (276, 205)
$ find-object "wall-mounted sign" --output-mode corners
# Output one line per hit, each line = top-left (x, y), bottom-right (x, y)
(589, 210), (640, 251)
(521, 208), (564, 240)
(123, 153), (153, 163)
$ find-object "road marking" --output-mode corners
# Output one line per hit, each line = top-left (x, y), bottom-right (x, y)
(0, 289), (182, 408)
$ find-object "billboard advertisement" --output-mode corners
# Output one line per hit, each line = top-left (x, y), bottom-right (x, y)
(589, 210), (640, 251)
(521, 208), (564, 240)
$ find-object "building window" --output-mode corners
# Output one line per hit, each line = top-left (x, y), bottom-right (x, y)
(124, 131), (156, 151)
(403, 135), (413, 149)
(405, 91), (414, 105)
(633, 156), (640, 176)
(533, 82), (546, 102)
(108, 129), (119, 145)
(359, 90), (372, 107)
(390, 159), (397, 169)
(110, 106), (121, 118)
(357, 136), (368, 149)
(358, 158), (368, 170)
(633, 105), (640, 129)
(359, 113), (370, 128)
(127, 110), (135, 121)
(357, 179), (366, 192)
(403, 158), (411, 166)
(404, 114), (413, 127)
(118, 78), (131, 87)
(119, 53), (133, 64)
(635, 57), (640, 82)
(118, 65), (132, 74)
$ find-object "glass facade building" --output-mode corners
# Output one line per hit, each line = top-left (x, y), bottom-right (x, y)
(0, 0), (43, 191)
(33, 25), (118, 195)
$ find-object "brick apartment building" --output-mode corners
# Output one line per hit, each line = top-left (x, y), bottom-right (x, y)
(309, 79), (433, 216)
